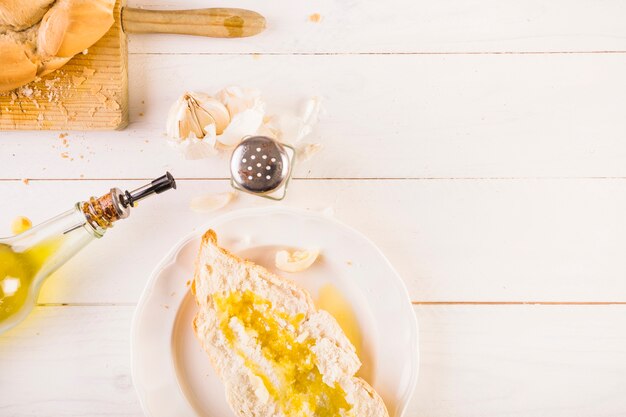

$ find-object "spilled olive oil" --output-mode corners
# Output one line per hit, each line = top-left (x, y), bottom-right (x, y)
(214, 290), (353, 417)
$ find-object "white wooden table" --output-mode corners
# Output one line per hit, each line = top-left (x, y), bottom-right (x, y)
(2, 1), (626, 415)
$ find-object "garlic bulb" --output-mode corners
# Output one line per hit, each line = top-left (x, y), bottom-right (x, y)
(167, 92), (230, 139)
(275, 248), (321, 273)
(166, 92), (231, 159)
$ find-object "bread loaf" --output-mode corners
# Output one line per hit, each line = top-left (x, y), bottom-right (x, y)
(192, 230), (389, 417)
(0, 0), (115, 92)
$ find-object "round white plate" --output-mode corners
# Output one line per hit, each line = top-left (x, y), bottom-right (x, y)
(131, 207), (418, 417)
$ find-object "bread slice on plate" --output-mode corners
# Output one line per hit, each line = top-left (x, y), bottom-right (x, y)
(192, 230), (389, 417)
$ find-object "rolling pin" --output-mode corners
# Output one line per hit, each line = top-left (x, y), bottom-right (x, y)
(121, 7), (266, 38)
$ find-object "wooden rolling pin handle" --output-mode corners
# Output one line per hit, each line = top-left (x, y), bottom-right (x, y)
(122, 8), (266, 38)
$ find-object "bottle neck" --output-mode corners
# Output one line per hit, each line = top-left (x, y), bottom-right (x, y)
(80, 189), (130, 235)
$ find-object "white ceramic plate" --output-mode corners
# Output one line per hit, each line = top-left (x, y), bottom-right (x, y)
(131, 207), (418, 417)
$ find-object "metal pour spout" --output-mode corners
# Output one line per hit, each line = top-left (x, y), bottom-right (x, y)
(120, 172), (177, 208)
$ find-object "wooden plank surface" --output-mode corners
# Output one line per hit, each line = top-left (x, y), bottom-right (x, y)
(0, 0), (624, 415)
(127, 0), (626, 53)
(2, 305), (625, 417)
(0, 0), (128, 131)
(0, 179), (625, 304)
(2, 53), (626, 179)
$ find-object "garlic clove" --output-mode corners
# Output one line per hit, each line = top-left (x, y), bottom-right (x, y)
(166, 95), (191, 139)
(275, 248), (320, 273)
(38, 0), (115, 58)
(0, 39), (37, 93)
(189, 93), (230, 134)
(190, 191), (236, 213)
(166, 92), (231, 143)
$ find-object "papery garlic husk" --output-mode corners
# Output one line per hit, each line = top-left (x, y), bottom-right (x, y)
(296, 143), (322, 162)
(216, 86), (263, 116)
(167, 123), (218, 160)
(215, 86), (266, 147)
(275, 248), (321, 273)
(38, 0), (115, 57)
(269, 96), (322, 144)
(190, 191), (236, 213)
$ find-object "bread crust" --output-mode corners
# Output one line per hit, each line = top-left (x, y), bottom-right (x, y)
(0, 0), (115, 92)
(192, 229), (389, 417)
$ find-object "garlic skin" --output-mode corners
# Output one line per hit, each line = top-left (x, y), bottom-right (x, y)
(296, 143), (322, 162)
(215, 86), (266, 147)
(190, 191), (237, 213)
(275, 248), (321, 273)
(166, 92), (231, 159)
(265, 96), (323, 145)
(165, 88), (320, 159)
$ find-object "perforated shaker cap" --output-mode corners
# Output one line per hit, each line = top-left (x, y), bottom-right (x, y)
(230, 136), (293, 198)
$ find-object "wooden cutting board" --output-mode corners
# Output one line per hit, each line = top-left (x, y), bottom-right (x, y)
(0, 0), (128, 131)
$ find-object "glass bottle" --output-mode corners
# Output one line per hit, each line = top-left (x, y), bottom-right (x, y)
(0, 172), (177, 334)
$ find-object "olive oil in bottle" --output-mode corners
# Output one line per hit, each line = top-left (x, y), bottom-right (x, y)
(0, 173), (176, 334)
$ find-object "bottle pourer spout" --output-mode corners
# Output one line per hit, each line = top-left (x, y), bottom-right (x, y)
(120, 172), (177, 208)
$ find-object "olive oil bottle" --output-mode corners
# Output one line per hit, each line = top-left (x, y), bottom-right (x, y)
(0, 173), (176, 334)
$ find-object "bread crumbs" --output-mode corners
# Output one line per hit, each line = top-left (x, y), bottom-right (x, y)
(309, 13), (322, 22)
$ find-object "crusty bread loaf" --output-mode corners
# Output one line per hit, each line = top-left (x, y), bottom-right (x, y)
(0, 0), (115, 92)
(192, 230), (389, 417)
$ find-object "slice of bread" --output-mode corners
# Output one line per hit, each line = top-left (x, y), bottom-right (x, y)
(192, 230), (389, 417)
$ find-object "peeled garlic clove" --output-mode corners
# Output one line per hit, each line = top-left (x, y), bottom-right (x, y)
(38, 0), (115, 58)
(190, 191), (236, 213)
(275, 248), (320, 273)
(0, 39), (37, 93)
